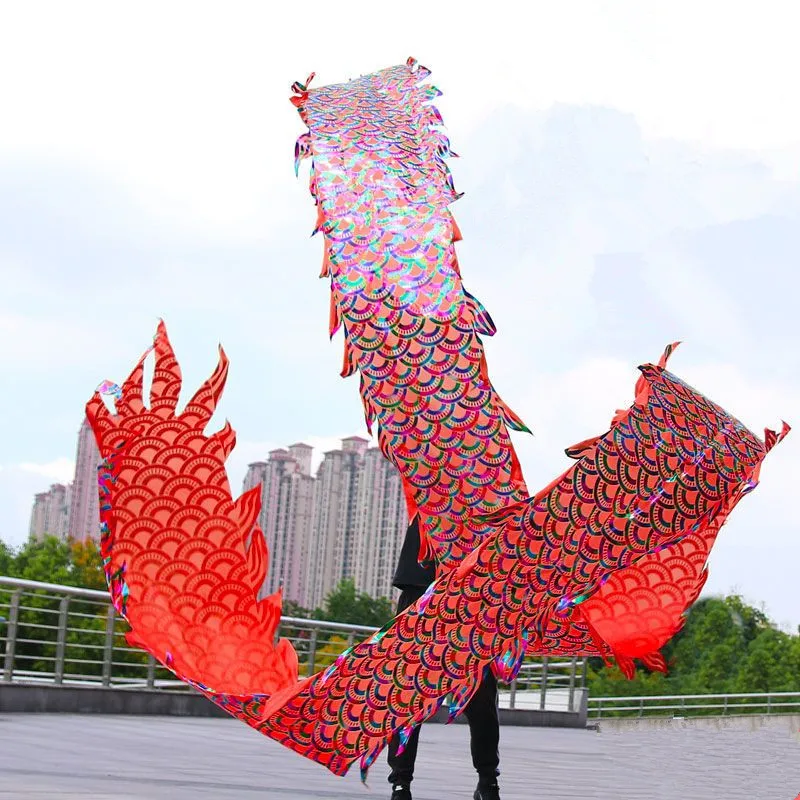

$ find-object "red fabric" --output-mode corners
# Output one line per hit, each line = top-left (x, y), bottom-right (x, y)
(87, 325), (786, 777)
(87, 323), (299, 698)
(85, 59), (789, 779)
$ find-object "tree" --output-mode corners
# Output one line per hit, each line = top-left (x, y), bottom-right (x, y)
(8, 536), (74, 585)
(735, 628), (799, 693)
(281, 599), (310, 620)
(68, 539), (106, 590)
(315, 578), (393, 628)
(665, 598), (746, 693)
(5, 540), (797, 697)
(587, 593), (800, 701)
(312, 634), (350, 672)
(0, 540), (13, 575)
(584, 662), (670, 699)
(1, 536), (150, 680)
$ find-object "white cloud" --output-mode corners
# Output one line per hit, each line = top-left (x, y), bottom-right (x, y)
(511, 349), (798, 493)
(0, 461), (74, 547)
(223, 439), (280, 491)
(0, 312), (98, 370)
(18, 458), (75, 484)
(3, 2), (800, 239)
(1, 8), (798, 627)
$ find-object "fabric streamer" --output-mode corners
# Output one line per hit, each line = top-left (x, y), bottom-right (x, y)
(85, 59), (788, 779)
(291, 59), (529, 574)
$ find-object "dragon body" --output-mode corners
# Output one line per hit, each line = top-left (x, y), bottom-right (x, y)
(291, 60), (529, 572)
(86, 59), (788, 778)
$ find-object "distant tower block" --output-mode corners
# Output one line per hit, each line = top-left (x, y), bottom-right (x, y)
(67, 418), (102, 541)
(288, 443), (313, 476)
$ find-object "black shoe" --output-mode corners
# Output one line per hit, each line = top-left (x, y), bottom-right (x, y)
(473, 781), (501, 800)
(391, 784), (412, 800)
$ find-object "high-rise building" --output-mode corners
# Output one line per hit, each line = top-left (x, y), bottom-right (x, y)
(276, 448), (316, 606)
(243, 444), (316, 606)
(243, 436), (408, 610)
(28, 483), (72, 542)
(351, 447), (409, 600)
(67, 418), (102, 541)
(29, 494), (47, 541)
(28, 425), (408, 605)
(305, 437), (369, 609)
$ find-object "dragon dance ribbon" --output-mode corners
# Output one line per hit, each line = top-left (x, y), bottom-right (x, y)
(85, 59), (788, 779)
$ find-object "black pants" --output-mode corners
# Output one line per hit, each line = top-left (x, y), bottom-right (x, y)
(387, 586), (500, 786)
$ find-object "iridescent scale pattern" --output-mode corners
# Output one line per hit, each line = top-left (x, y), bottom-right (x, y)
(84, 59), (788, 783)
(293, 59), (529, 571)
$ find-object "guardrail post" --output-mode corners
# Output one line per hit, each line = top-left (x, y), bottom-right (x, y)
(146, 654), (156, 689)
(307, 629), (318, 677)
(638, 697), (644, 718)
(509, 678), (517, 710)
(54, 596), (70, 685)
(102, 605), (116, 686)
(539, 658), (549, 711)
(2, 590), (21, 682)
(567, 657), (577, 712)
(767, 694), (772, 715)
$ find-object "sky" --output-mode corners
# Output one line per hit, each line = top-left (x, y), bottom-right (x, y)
(1, 2), (798, 628)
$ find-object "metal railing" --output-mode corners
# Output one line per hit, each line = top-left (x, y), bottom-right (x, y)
(0, 576), (585, 711)
(504, 658), (587, 713)
(589, 692), (800, 719)
(0, 576), (175, 690)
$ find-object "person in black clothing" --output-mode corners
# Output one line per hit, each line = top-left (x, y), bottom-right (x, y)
(387, 517), (501, 800)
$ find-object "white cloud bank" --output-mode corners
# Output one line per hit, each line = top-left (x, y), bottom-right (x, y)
(0, 3), (798, 625)
(18, 458), (76, 485)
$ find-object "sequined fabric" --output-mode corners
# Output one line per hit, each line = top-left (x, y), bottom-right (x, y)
(84, 59), (787, 780)
(292, 58), (529, 571)
(220, 353), (783, 777)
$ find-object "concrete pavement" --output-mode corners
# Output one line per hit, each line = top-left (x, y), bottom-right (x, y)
(0, 714), (798, 799)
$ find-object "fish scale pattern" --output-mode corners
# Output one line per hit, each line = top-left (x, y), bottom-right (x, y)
(201, 360), (782, 778)
(86, 324), (300, 699)
(84, 58), (788, 782)
(291, 58), (761, 674)
(292, 58), (529, 570)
